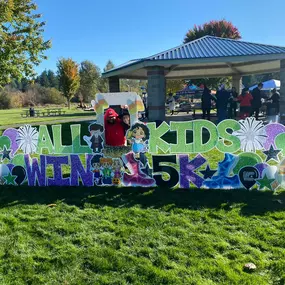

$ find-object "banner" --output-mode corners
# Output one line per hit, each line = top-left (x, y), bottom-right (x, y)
(0, 117), (284, 190)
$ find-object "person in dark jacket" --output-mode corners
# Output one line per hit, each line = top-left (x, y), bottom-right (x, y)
(216, 84), (230, 122)
(250, 83), (263, 120)
(267, 88), (280, 115)
(201, 85), (216, 120)
(119, 108), (131, 136)
(228, 87), (238, 119)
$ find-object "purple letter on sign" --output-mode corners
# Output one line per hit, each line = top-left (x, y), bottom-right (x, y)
(70, 154), (93, 187)
(46, 156), (70, 186)
(25, 155), (46, 186)
(179, 154), (206, 188)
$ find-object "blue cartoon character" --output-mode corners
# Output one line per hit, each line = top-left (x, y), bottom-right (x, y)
(127, 123), (150, 159)
(83, 123), (104, 153)
(100, 157), (113, 185)
(91, 154), (103, 185)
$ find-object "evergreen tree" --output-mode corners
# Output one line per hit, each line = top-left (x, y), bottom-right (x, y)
(47, 70), (59, 89)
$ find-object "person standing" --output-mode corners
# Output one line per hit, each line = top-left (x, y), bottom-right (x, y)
(266, 88), (280, 121)
(142, 93), (148, 119)
(237, 88), (253, 119)
(228, 87), (238, 119)
(201, 85), (216, 120)
(168, 93), (176, 115)
(250, 83), (263, 120)
(268, 88), (280, 114)
(104, 108), (126, 146)
(216, 84), (230, 122)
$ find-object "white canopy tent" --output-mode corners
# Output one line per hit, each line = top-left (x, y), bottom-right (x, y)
(249, 79), (280, 91)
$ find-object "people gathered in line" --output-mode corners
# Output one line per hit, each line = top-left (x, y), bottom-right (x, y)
(203, 82), (280, 121)
(103, 83), (279, 148)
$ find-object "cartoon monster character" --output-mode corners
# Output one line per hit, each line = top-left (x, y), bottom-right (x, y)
(100, 157), (113, 185)
(127, 123), (150, 159)
(112, 158), (123, 185)
(83, 123), (104, 153)
(91, 154), (103, 185)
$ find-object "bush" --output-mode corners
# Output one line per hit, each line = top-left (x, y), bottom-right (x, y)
(22, 84), (65, 106)
(0, 84), (66, 109)
(45, 88), (66, 105)
(0, 89), (11, 109)
(10, 92), (24, 108)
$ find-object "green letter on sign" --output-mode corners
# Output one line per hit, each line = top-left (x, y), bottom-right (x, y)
(170, 121), (193, 153)
(71, 125), (91, 154)
(52, 125), (72, 154)
(193, 120), (218, 153)
(37, 125), (54, 154)
(147, 122), (170, 154)
(217, 120), (241, 153)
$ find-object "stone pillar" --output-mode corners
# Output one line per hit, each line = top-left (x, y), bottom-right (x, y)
(147, 66), (166, 122)
(108, 76), (120, 92)
(280, 59), (285, 124)
(232, 75), (242, 94)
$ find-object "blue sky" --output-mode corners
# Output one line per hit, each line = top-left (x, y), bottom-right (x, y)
(36, 0), (285, 74)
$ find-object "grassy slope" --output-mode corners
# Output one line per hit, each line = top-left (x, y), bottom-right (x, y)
(0, 187), (285, 285)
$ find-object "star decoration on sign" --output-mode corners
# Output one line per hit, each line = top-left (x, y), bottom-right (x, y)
(256, 174), (275, 191)
(263, 145), (281, 162)
(1, 146), (11, 161)
(200, 165), (217, 179)
(3, 172), (17, 185)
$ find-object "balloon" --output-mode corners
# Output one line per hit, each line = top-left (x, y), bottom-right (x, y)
(0, 164), (10, 178)
(239, 166), (259, 190)
(3, 128), (19, 156)
(0, 136), (11, 151)
(11, 166), (26, 185)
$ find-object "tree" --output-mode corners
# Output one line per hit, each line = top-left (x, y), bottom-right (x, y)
(183, 20), (241, 88)
(120, 79), (142, 93)
(104, 60), (115, 72)
(35, 70), (59, 89)
(39, 70), (50, 87)
(47, 70), (59, 89)
(57, 58), (80, 109)
(184, 19), (241, 43)
(243, 72), (280, 88)
(79, 60), (101, 103)
(98, 60), (116, 92)
(0, 0), (51, 86)
(166, 80), (184, 94)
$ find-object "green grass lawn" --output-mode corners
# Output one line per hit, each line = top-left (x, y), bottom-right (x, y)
(0, 107), (95, 128)
(0, 187), (284, 284)
(0, 120), (284, 284)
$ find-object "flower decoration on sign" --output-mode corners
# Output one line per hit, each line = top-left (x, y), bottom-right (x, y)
(233, 117), (267, 152)
(16, 125), (39, 154)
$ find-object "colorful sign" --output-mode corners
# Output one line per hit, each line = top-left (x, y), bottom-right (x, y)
(0, 117), (284, 190)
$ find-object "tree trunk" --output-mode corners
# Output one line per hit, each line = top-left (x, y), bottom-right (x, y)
(68, 99), (70, 109)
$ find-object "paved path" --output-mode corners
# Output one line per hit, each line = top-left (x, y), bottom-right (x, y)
(0, 116), (96, 130)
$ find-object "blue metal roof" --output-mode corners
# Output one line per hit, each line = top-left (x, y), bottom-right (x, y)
(103, 36), (285, 75)
(148, 36), (285, 60)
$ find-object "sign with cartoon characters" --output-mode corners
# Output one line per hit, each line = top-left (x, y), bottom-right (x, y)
(0, 117), (285, 190)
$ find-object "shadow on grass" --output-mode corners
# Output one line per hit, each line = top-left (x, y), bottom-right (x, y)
(0, 186), (284, 216)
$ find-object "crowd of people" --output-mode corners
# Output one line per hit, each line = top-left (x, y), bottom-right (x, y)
(103, 84), (280, 147)
(202, 83), (280, 122)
